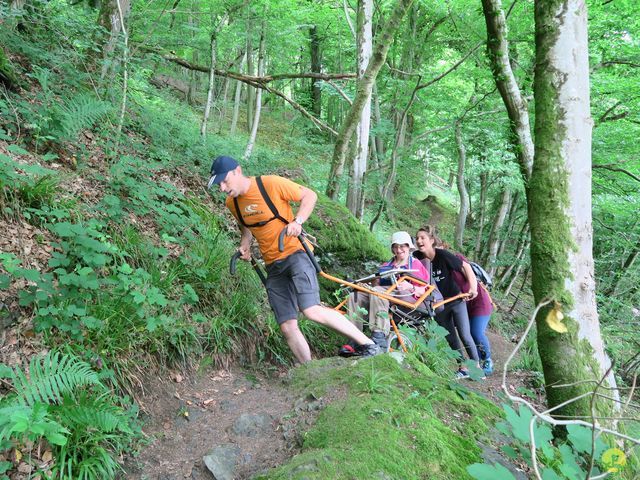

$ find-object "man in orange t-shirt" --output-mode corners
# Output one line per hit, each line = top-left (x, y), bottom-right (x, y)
(208, 156), (379, 363)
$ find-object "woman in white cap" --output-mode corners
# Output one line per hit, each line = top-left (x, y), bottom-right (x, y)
(343, 231), (429, 351)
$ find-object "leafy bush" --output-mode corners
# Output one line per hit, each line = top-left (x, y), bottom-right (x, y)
(0, 152), (59, 217)
(467, 403), (636, 480)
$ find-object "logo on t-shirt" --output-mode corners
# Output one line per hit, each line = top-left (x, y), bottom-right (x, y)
(432, 267), (444, 283)
(243, 204), (263, 217)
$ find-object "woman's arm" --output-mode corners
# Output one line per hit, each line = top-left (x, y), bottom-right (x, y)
(461, 261), (478, 300)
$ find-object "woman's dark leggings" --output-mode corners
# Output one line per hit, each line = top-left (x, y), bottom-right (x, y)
(435, 300), (480, 363)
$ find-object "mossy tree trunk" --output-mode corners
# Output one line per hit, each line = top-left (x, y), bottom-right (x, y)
(530, 0), (616, 420)
(0, 48), (19, 91)
(481, 0), (534, 182)
(325, 0), (414, 200)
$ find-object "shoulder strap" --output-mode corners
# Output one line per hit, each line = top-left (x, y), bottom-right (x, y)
(232, 196), (248, 227)
(256, 176), (288, 225)
(233, 176), (289, 229)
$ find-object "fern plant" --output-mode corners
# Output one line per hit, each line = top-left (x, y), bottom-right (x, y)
(0, 352), (140, 479)
(49, 93), (112, 141)
(10, 352), (100, 406)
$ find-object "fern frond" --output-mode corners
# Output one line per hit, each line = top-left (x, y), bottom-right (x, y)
(54, 93), (111, 140)
(56, 393), (131, 434)
(75, 448), (121, 480)
(13, 352), (100, 406)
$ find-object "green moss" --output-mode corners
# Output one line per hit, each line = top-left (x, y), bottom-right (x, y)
(307, 193), (389, 266)
(261, 356), (499, 479)
(0, 47), (19, 90)
(528, 0), (609, 420)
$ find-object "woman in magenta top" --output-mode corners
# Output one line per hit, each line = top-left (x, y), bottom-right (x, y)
(452, 253), (494, 375)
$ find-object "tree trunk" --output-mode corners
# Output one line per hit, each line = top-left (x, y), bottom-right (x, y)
(497, 221), (529, 288)
(326, 0), (415, 200)
(346, 0), (373, 218)
(200, 31), (217, 138)
(454, 121), (469, 252)
(473, 172), (488, 259)
(230, 52), (245, 136)
(481, 0), (534, 181)
(485, 187), (511, 273)
(243, 24), (265, 160)
(309, 25), (322, 117)
(372, 83), (385, 164)
(245, 17), (255, 132)
(201, 14), (228, 138)
(97, 0), (131, 82)
(530, 0), (616, 419)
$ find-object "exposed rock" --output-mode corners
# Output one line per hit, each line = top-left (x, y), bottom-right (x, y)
(232, 413), (273, 437)
(203, 444), (241, 480)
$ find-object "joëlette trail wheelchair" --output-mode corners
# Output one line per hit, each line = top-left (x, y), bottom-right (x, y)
(229, 229), (468, 353)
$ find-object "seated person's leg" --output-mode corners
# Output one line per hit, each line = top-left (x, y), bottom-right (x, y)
(368, 286), (391, 335)
(347, 291), (370, 331)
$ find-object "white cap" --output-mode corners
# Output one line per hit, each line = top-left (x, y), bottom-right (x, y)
(390, 231), (415, 249)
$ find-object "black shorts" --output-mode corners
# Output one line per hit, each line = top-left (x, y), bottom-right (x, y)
(265, 250), (321, 324)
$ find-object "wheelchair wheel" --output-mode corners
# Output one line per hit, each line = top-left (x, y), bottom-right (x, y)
(387, 331), (413, 353)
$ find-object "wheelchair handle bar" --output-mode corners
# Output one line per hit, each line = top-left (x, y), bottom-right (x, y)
(229, 251), (267, 286)
(278, 227), (321, 274)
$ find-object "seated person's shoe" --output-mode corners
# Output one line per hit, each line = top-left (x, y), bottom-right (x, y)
(338, 340), (358, 357)
(354, 342), (381, 358)
(371, 330), (388, 350)
(482, 358), (494, 376)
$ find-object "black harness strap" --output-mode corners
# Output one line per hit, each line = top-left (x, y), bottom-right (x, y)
(233, 176), (289, 228)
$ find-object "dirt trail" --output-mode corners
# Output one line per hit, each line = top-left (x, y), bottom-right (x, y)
(124, 329), (536, 480)
(124, 368), (300, 480)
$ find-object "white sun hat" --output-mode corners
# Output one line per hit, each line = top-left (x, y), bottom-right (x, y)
(390, 231), (415, 249)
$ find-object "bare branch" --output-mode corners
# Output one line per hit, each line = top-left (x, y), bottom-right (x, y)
(593, 164), (640, 183)
(415, 42), (483, 91)
(325, 80), (353, 105)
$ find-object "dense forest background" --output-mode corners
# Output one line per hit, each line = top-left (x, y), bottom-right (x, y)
(0, 0), (638, 478)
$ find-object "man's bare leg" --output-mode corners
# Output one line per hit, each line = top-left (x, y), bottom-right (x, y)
(280, 319), (312, 363)
(302, 305), (373, 345)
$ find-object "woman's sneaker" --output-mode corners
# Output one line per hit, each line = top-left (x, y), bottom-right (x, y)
(482, 358), (494, 376)
(455, 368), (470, 379)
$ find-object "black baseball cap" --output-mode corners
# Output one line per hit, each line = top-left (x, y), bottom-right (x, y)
(207, 156), (239, 189)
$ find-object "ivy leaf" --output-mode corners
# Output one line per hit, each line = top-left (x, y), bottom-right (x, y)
(558, 444), (582, 479)
(467, 462), (516, 480)
(0, 364), (14, 379)
(0, 274), (10, 289)
(6, 144), (29, 155)
(567, 424), (593, 454)
(541, 468), (562, 480)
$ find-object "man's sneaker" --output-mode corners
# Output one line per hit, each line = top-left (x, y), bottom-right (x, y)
(482, 358), (494, 376)
(338, 340), (358, 357)
(371, 330), (388, 351)
(355, 342), (381, 358)
(455, 368), (470, 379)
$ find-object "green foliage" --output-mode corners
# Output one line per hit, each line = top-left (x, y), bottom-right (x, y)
(468, 403), (634, 480)
(0, 352), (140, 479)
(9, 352), (100, 406)
(262, 356), (499, 479)
(0, 153), (59, 217)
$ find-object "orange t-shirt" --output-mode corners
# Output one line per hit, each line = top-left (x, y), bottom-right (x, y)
(226, 176), (311, 264)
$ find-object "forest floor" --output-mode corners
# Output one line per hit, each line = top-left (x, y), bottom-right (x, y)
(122, 330), (537, 480)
